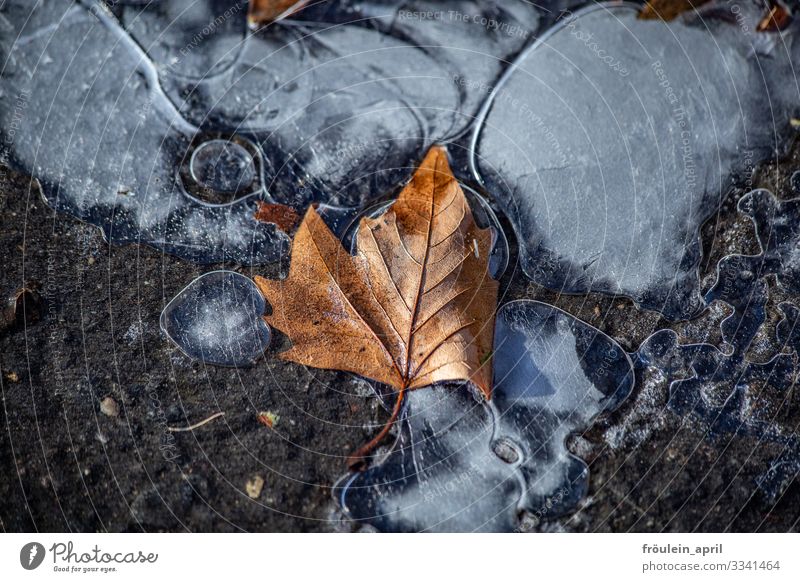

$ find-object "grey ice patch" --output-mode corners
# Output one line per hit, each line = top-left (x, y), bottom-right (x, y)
(471, 2), (798, 321)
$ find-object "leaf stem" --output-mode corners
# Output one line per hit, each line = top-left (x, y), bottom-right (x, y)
(347, 385), (407, 471)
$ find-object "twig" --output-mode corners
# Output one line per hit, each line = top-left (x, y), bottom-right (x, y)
(167, 412), (225, 433)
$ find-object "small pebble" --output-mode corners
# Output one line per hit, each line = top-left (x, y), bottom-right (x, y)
(246, 475), (265, 499)
(100, 396), (119, 417)
(492, 438), (521, 464)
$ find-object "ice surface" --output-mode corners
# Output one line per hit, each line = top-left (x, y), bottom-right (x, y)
(0, 0), (541, 264)
(718, 189), (800, 297)
(190, 139), (257, 196)
(337, 384), (522, 532)
(471, 2), (800, 321)
(705, 190), (782, 355)
(635, 330), (794, 436)
(634, 189), (800, 499)
(706, 189), (800, 356)
(0, 1), (288, 263)
(337, 300), (634, 532)
(634, 325), (799, 501)
(160, 270), (271, 366)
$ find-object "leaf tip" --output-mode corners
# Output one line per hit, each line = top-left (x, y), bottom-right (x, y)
(420, 144), (452, 170)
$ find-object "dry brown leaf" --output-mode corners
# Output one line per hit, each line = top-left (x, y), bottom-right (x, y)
(757, 3), (792, 32)
(255, 146), (498, 466)
(638, 0), (712, 20)
(640, 0), (792, 30)
(248, 0), (309, 27)
(253, 201), (300, 233)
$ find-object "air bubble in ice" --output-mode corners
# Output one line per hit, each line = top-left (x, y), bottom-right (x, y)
(491, 438), (521, 465)
(190, 139), (256, 197)
(160, 271), (271, 367)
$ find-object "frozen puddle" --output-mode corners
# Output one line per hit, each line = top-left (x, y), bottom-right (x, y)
(5, 0), (794, 314)
(337, 300), (634, 532)
(710, 189), (800, 307)
(470, 2), (799, 320)
(6, 0), (800, 530)
(160, 271), (271, 367)
(633, 187), (800, 500)
(0, 0), (541, 264)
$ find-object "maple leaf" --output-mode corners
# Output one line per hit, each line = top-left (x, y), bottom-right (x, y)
(248, 0), (309, 27)
(254, 146), (499, 467)
(638, 0), (712, 20)
(757, 3), (792, 32)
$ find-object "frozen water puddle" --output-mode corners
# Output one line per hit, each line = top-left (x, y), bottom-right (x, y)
(470, 1), (799, 321)
(634, 329), (799, 501)
(160, 271), (271, 367)
(634, 188), (800, 501)
(0, 1), (287, 264)
(337, 301), (634, 532)
(0, 0), (541, 264)
(334, 185), (800, 530)
(5, 0), (795, 322)
(7, 0), (798, 527)
(710, 189), (800, 309)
